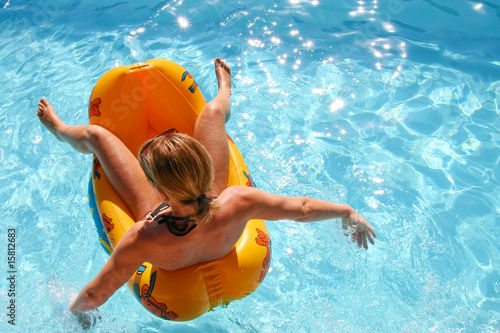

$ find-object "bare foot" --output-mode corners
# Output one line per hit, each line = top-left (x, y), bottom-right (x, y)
(214, 58), (231, 93)
(36, 98), (65, 141)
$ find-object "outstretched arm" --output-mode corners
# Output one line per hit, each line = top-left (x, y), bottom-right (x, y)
(237, 187), (377, 249)
(70, 223), (145, 313)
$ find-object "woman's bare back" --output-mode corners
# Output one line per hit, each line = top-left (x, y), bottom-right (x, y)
(133, 186), (251, 270)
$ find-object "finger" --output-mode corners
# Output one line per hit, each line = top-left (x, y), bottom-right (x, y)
(365, 224), (377, 238)
(362, 234), (368, 249)
(367, 232), (375, 245)
(357, 234), (362, 248)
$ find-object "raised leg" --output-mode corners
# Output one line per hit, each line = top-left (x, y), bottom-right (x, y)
(37, 98), (162, 221)
(193, 58), (232, 196)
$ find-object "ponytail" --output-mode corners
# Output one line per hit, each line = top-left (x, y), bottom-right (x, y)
(182, 193), (220, 223)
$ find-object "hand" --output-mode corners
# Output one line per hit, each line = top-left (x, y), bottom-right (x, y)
(72, 309), (102, 330)
(342, 210), (377, 249)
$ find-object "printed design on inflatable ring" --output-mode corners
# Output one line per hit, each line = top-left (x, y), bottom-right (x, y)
(101, 213), (114, 234)
(133, 265), (179, 320)
(255, 228), (271, 283)
(181, 71), (198, 93)
(93, 157), (101, 179)
(89, 97), (102, 118)
(243, 170), (255, 188)
(99, 237), (112, 255)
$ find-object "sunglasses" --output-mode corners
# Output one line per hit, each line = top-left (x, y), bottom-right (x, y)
(139, 128), (178, 162)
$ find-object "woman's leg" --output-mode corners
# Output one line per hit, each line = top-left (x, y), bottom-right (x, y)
(37, 98), (162, 221)
(193, 58), (232, 196)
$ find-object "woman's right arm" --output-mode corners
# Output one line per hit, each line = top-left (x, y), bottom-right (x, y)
(235, 186), (377, 249)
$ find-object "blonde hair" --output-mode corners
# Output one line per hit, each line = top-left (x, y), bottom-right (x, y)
(138, 133), (219, 223)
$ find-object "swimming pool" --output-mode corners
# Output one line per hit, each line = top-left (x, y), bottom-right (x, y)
(1, 0), (499, 331)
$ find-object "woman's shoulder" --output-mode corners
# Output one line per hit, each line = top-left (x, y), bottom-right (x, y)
(127, 219), (163, 243)
(217, 186), (269, 217)
(220, 186), (270, 199)
(218, 185), (257, 201)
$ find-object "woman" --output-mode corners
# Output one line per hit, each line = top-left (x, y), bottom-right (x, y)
(37, 58), (376, 318)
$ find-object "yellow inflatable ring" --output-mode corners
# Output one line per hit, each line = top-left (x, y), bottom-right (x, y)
(87, 59), (271, 321)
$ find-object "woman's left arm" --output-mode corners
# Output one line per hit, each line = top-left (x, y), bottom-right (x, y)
(70, 223), (145, 313)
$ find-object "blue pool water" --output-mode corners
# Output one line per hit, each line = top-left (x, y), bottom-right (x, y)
(1, 0), (499, 332)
